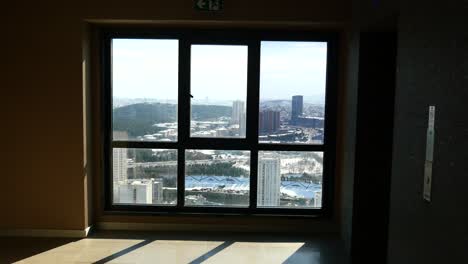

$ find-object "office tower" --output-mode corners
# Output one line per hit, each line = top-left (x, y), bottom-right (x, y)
(116, 180), (153, 204)
(112, 131), (128, 183)
(294, 116), (325, 128)
(239, 112), (246, 137)
(314, 191), (322, 208)
(153, 181), (163, 204)
(259, 110), (280, 133)
(257, 158), (281, 206)
(291, 95), (304, 122)
(231, 100), (245, 125)
(216, 127), (229, 137)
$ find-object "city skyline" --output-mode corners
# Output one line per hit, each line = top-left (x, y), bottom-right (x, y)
(112, 148), (323, 208)
(113, 96), (326, 106)
(113, 93), (325, 144)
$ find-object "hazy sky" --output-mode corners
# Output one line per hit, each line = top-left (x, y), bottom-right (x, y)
(112, 39), (327, 102)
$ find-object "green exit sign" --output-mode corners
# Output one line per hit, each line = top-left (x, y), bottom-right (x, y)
(195, 0), (223, 11)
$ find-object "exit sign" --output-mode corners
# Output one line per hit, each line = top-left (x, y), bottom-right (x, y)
(195, 0), (223, 11)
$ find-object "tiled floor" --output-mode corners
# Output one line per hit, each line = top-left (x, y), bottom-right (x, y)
(0, 231), (346, 264)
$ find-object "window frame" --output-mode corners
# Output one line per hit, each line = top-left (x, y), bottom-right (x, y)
(101, 28), (338, 217)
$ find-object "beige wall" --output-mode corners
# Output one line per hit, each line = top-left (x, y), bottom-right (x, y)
(2, 0), (349, 231)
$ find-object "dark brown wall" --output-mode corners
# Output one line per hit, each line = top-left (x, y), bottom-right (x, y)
(3, 14), (86, 230)
(2, 0), (349, 231)
(388, 1), (468, 263)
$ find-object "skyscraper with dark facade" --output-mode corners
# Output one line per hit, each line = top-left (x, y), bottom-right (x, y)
(259, 110), (280, 133)
(291, 95), (303, 123)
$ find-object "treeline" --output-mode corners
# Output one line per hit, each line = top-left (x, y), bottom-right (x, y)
(281, 172), (322, 184)
(186, 162), (248, 177)
(113, 103), (232, 137)
(185, 190), (249, 206)
(191, 105), (231, 121)
(113, 103), (176, 138)
(127, 149), (177, 162)
(128, 166), (177, 187)
(128, 149), (213, 163)
(186, 151), (213, 161)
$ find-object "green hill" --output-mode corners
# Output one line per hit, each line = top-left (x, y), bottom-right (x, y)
(113, 103), (231, 138)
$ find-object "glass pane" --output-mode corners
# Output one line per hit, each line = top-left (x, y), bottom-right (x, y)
(113, 148), (177, 205)
(257, 151), (323, 208)
(259, 41), (327, 144)
(185, 150), (250, 207)
(190, 45), (248, 138)
(112, 39), (178, 142)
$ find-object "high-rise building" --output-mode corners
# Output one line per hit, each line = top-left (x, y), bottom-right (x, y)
(259, 110), (280, 133)
(216, 127), (229, 137)
(152, 181), (163, 204)
(231, 100), (245, 125)
(314, 191), (322, 208)
(294, 116), (325, 128)
(113, 131), (128, 183)
(115, 180), (153, 204)
(291, 95), (304, 122)
(114, 179), (164, 205)
(231, 100), (246, 137)
(257, 158), (281, 206)
(239, 112), (246, 137)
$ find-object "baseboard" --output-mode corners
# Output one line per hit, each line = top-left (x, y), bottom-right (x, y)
(97, 222), (337, 233)
(0, 226), (93, 238)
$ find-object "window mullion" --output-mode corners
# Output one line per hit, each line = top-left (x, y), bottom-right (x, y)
(104, 35), (114, 211)
(177, 38), (191, 208)
(247, 40), (261, 209)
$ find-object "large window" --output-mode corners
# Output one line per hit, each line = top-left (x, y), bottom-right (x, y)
(103, 29), (337, 215)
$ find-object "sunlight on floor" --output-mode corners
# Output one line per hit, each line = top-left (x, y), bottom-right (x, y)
(107, 240), (224, 264)
(14, 238), (144, 264)
(13, 239), (309, 264)
(204, 242), (306, 264)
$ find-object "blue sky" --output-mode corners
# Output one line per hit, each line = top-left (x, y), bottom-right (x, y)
(112, 39), (327, 103)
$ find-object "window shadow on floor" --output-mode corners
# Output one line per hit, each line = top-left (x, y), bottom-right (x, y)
(0, 237), (78, 264)
(1, 231), (345, 264)
(92, 239), (156, 264)
(188, 241), (234, 264)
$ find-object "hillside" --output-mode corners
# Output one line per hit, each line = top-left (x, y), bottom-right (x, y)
(113, 103), (231, 137)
